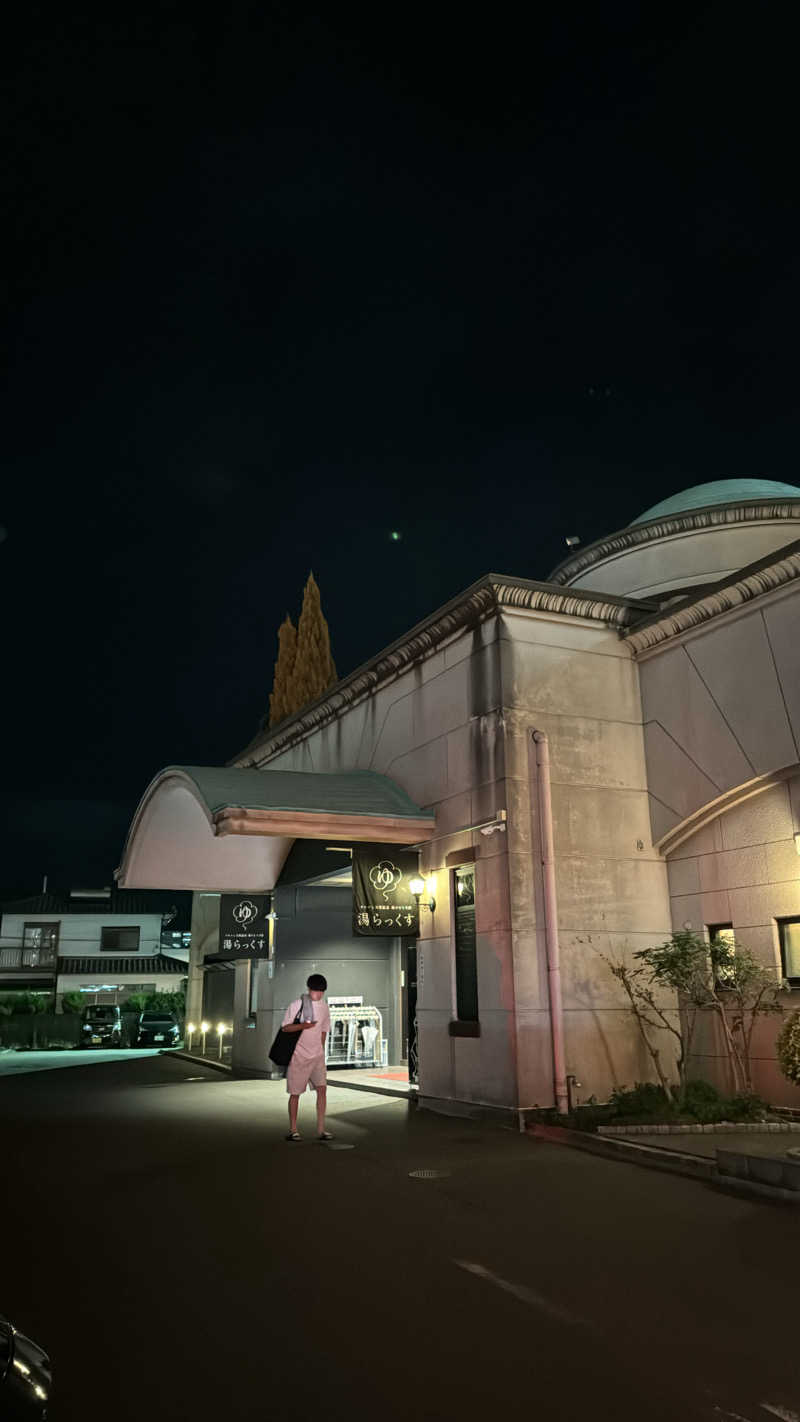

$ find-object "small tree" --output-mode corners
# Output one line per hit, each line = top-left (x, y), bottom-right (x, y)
(61, 991), (84, 1015)
(618, 931), (787, 1100)
(777, 1009), (800, 1087)
(597, 952), (677, 1102)
(704, 934), (787, 1093)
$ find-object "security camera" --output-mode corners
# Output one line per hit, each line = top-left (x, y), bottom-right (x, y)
(565, 534), (581, 548)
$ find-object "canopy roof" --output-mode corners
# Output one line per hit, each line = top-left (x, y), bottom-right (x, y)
(116, 765), (435, 891)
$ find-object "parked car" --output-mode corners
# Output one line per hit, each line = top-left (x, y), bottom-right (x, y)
(79, 1004), (122, 1048)
(0, 1312), (51, 1418)
(136, 1011), (180, 1048)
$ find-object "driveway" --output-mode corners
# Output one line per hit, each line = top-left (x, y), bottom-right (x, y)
(1, 1054), (798, 1422)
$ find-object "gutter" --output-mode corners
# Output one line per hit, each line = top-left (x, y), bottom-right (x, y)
(532, 731), (569, 1117)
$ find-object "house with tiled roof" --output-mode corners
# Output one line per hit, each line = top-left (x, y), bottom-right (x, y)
(0, 887), (191, 1007)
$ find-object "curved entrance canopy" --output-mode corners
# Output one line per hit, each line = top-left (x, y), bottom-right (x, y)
(116, 765), (436, 891)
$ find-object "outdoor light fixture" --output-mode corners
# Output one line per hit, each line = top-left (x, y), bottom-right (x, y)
(200, 1021), (210, 1054)
(187, 1022), (197, 1051)
(409, 875), (436, 913)
(795, 831), (800, 856)
(217, 1022), (228, 1060)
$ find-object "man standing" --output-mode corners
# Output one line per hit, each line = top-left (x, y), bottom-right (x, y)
(282, 973), (333, 1142)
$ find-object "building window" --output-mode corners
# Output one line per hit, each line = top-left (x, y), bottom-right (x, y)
(22, 923), (59, 966)
(453, 866), (478, 1022)
(778, 919), (800, 985)
(707, 923), (736, 987)
(248, 962), (260, 1018)
(100, 926), (141, 953)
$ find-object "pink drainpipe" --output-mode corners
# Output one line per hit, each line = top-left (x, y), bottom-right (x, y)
(533, 731), (569, 1116)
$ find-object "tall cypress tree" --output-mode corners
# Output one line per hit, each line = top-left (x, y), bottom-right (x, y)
(286, 572), (337, 713)
(267, 613), (297, 727)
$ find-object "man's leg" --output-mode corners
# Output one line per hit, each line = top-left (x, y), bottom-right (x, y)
(288, 1094), (300, 1133)
(316, 1085), (327, 1136)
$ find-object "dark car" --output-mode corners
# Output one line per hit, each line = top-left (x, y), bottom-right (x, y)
(136, 1011), (180, 1048)
(0, 1313), (51, 1418)
(79, 1004), (122, 1048)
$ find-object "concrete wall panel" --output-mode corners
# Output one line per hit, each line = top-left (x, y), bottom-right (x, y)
(686, 616), (797, 775)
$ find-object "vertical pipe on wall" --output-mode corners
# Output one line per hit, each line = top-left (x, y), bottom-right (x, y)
(533, 731), (569, 1116)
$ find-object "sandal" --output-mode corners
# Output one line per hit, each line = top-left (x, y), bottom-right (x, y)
(317, 1131), (334, 1141)
(285, 1131), (302, 1142)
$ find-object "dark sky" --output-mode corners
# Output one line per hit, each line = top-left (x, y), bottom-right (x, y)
(2, 4), (798, 897)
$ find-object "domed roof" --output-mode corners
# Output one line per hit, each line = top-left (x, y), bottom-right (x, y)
(632, 479), (800, 526)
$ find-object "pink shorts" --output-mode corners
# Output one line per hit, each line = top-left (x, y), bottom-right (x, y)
(286, 1053), (327, 1095)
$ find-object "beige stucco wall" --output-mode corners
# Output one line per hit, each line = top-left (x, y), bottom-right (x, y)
(237, 615), (517, 1110)
(230, 603), (684, 1111)
(499, 610), (677, 1106)
(667, 777), (800, 1105)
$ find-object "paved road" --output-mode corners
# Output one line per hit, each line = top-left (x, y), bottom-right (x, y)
(1, 1055), (798, 1422)
(0, 1048), (156, 1076)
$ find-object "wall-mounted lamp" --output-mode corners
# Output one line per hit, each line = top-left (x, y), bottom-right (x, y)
(795, 831), (800, 856)
(409, 875), (436, 913)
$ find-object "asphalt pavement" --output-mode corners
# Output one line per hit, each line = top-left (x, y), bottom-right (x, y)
(0, 1047), (155, 1076)
(1, 1053), (799, 1422)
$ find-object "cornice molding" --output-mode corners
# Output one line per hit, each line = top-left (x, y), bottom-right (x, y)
(549, 500), (800, 587)
(624, 542), (800, 653)
(235, 575), (651, 766)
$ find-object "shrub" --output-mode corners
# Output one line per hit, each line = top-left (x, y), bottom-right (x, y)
(720, 1092), (769, 1122)
(609, 1082), (678, 1120)
(60, 992), (84, 1015)
(777, 1009), (800, 1087)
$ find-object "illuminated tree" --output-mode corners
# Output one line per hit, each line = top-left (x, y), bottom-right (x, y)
(285, 572), (337, 713)
(267, 614), (298, 727)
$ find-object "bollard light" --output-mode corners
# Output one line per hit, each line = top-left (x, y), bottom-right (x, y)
(200, 1021), (210, 1055)
(217, 1022), (228, 1060)
(187, 1022), (196, 1051)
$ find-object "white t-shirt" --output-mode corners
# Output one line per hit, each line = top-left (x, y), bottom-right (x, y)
(282, 997), (331, 1062)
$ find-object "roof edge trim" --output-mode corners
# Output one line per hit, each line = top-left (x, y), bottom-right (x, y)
(233, 574), (655, 766)
(624, 537), (800, 653)
(549, 500), (800, 587)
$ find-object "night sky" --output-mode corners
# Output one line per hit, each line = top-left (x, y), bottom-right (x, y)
(2, 5), (798, 897)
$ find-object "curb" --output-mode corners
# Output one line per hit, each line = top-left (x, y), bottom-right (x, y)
(526, 1122), (715, 1182)
(598, 1121), (800, 1136)
(327, 1078), (412, 1101)
(168, 1049), (232, 1076)
(711, 1171), (800, 1206)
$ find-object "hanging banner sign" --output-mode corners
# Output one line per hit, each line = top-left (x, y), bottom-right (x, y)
(352, 847), (420, 936)
(219, 894), (271, 957)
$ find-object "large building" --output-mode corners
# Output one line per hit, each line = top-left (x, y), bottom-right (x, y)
(117, 479), (800, 1117)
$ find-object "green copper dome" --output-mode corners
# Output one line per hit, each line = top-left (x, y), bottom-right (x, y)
(632, 479), (800, 526)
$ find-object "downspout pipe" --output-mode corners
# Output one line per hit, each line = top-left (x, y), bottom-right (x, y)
(533, 731), (569, 1116)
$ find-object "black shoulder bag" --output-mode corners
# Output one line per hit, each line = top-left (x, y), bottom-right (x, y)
(268, 1001), (304, 1067)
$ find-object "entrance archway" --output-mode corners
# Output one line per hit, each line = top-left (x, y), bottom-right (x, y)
(116, 764), (435, 1084)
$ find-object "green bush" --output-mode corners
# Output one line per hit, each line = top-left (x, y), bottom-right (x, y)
(0, 991), (50, 1016)
(60, 992), (84, 1015)
(602, 1079), (770, 1128)
(610, 1082), (678, 1121)
(777, 1009), (800, 1087)
(720, 1092), (770, 1122)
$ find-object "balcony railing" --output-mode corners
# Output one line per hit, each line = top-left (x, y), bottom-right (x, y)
(0, 948), (57, 972)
